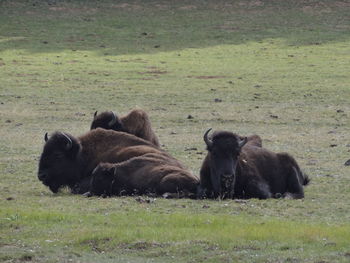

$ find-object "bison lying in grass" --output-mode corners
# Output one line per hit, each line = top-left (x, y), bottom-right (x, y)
(38, 128), (198, 196)
(89, 153), (198, 198)
(199, 129), (309, 199)
(90, 109), (160, 147)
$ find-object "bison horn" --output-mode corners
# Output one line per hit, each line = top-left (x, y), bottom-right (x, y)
(60, 132), (73, 150)
(94, 111), (98, 118)
(239, 137), (248, 148)
(108, 111), (117, 127)
(44, 132), (49, 142)
(203, 128), (213, 148)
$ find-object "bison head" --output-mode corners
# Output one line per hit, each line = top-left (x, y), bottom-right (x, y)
(204, 129), (247, 198)
(90, 111), (124, 131)
(89, 163), (117, 197)
(38, 132), (83, 193)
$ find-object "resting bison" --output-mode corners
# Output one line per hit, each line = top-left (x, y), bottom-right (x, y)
(199, 129), (309, 199)
(89, 153), (199, 198)
(38, 128), (196, 195)
(90, 109), (160, 147)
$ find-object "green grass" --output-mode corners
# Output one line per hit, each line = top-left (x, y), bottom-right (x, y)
(1, 0), (350, 262)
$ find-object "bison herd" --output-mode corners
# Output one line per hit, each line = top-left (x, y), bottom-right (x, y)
(38, 109), (309, 200)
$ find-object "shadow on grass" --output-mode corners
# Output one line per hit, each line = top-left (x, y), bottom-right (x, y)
(0, 0), (349, 56)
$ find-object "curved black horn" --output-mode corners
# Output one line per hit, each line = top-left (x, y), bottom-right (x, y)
(108, 111), (117, 127)
(203, 128), (213, 148)
(239, 137), (248, 148)
(94, 111), (98, 118)
(60, 132), (73, 150)
(44, 133), (49, 142)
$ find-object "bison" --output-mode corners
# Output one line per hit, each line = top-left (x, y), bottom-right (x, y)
(199, 129), (309, 199)
(90, 109), (160, 147)
(38, 128), (197, 195)
(89, 153), (199, 198)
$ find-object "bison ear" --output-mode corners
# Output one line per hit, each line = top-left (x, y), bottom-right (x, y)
(238, 137), (248, 149)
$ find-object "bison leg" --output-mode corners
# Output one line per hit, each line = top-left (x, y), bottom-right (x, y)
(244, 180), (272, 199)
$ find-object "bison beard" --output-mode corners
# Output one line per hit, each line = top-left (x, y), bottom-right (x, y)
(38, 128), (198, 196)
(90, 109), (160, 147)
(199, 129), (309, 199)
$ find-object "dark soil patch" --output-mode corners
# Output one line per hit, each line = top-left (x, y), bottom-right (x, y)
(188, 75), (227, 79)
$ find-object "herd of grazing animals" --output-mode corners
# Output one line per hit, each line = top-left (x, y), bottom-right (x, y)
(38, 109), (309, 199)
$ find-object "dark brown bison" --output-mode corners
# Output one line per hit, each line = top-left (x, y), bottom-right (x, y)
(89, 153), (199, 198)
(38, 128), (196, 195)
(199, 129), (309, 199)
(90, 109), (160, 147)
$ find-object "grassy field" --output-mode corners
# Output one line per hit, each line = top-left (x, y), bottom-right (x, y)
(1, 0), (350, 262)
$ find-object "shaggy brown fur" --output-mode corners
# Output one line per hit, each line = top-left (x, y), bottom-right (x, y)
(89, 153), (199, 197)
(38, 128), (192, 195)
(90, 109), (160, 147)
(199, 130), (309, 199)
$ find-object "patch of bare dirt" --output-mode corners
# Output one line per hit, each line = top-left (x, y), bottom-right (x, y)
(139, 70), (167, 75)
(188, 75), (227, 79)
(110, 3), (143, 10)
(238, 0), (264, 7)
(302, 5), (332, 14)
(334, 1), (350, 8)
(48, 6), (98, 14)
(215, 24), (240, 32)
(178, 5), (197, 10)
(119, 241), (168, 251)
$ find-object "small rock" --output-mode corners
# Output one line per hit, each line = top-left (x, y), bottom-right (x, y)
(162, 193), (172, 199)
(83, 192), (92, 197)
(344, 159), (350, 166)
